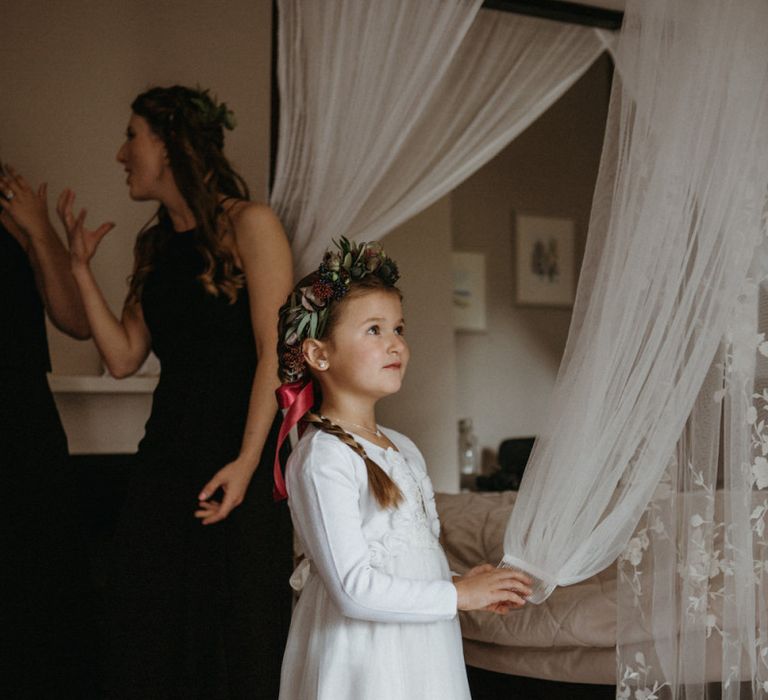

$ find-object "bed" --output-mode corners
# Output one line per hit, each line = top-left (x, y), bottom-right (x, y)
(438, 487), (768, 696)
(435, 491), (617, 686)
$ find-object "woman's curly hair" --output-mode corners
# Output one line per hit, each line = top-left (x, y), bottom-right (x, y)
(126, 85), (250, 304)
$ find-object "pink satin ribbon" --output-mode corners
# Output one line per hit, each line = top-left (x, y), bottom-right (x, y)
(273, 380), (315, 501)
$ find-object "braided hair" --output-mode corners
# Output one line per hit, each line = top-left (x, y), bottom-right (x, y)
(305, 413), (403, 509)
(126, 85), (250, 304)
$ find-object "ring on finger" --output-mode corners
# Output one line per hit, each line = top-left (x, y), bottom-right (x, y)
(3, 189), (14, 201)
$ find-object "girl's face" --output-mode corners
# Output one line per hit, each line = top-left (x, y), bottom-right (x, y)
(116, 113), (172, 201)
(319, 289), (409, 403)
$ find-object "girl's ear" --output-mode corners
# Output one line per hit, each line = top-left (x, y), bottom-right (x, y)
(303, 338), (330, 372)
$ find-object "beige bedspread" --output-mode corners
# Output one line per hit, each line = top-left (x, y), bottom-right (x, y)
(436, 491), (617, 684)
(437, 489), (768, 685)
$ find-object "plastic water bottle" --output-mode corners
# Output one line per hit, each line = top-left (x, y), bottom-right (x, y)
(458, 418), (478, 475)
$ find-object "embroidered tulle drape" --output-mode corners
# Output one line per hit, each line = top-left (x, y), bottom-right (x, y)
(616, 145), (768, 695)
(270, 0), (604, 277)
(497, 0), (768, 695)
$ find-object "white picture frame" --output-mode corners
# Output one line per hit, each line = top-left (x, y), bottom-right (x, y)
(515, 213), (575, 308)
(452, 251), (486, 332)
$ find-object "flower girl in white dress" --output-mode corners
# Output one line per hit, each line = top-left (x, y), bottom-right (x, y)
(273, 239), (532, 700)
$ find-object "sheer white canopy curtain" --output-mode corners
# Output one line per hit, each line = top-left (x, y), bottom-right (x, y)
(269, 0), (604, 278)
(613, 3), (768, 694)
(500, 0), (768, 686)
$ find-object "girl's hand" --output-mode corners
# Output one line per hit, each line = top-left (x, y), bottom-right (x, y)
(454, 566), (532, 613)
(194, 460), (253, 525)
(463, 563), (497, 578)
(460, 564), (522, 614)
(0, 165), (51, 239)
(56, 188), (114, 269)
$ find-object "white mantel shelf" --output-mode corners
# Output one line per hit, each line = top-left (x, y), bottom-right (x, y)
(49, 375), (157, 453)
(48, 374), (158, 394)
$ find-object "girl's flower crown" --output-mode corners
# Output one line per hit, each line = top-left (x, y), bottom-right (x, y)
(278, 237), (400, 384)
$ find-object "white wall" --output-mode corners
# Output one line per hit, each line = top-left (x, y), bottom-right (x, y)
(451, 55), (612, 461)
(379, 198), (459, 492)
(376, 57), (610, 487)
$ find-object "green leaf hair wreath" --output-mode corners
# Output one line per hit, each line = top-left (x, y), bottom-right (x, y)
(279, 237), (400, 383)
(188, 87), (237, 130)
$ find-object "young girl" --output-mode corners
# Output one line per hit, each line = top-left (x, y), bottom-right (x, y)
(274, 238), (532, 699)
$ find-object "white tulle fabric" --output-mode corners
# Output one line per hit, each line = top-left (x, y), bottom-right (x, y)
(502, 0), (768, 694)
(270, 0), (604, 277)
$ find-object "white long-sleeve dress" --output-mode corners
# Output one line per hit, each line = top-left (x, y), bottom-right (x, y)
(279, 425), (471, 700)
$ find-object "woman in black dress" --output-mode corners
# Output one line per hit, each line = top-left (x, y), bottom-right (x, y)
(0, 165), (96, 697)
(58, 86), (294, 699)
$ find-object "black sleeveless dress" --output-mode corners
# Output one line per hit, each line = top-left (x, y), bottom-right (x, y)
(0, 222), (96, 697)
(105, 226), (292, 699)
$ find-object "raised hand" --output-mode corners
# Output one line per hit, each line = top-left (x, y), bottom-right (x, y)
(454, 565), (532, 614)
(0, 165), (52, 239)
(56, 188), (115, 268)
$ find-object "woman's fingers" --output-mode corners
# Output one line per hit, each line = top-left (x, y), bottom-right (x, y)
(195, 499), (220, 509)
(202, 488), (243, 525)
(75, 209), (113, 240)
(55, 190), (66, 223)
(202, 506), (228, 525)
(3, 165), (20, 189)
(198, 474), (223, 502)
(198, 501), (227, 525)
(55, 188), (68, 217)
(75, 208), (87, 229)
(196, 500), (219, 511)
(93, 221), (116, 242)
(197, 473), (227, 525)
(2, 167), (33, 200)
(194, 500), (220, 519)
(0, 175), (16, 200)
(56, 191), (76, 233)
(8, 166), (31, 193)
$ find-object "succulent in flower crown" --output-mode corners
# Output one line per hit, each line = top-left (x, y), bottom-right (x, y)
(277, 237), (400, 383)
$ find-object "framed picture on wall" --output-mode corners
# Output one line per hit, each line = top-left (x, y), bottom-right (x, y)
(514, 213), (575, 308)
(452, 251), (486, 332)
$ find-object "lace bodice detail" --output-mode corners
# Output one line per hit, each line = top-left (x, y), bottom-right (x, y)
(367, 446), (442, 567)
(287, 428), (450, 597)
